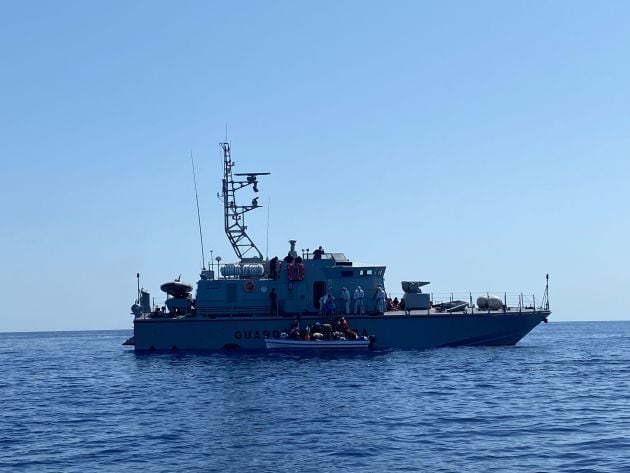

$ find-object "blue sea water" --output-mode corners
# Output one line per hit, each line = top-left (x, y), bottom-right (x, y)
(1, 322), (629, 472)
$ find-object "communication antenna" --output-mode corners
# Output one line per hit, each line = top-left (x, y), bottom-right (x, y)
(136, 272), (140, 303)
(266, 197), (270, 260)
(543, 274), (550, 310)
(190, 151), (206, 269)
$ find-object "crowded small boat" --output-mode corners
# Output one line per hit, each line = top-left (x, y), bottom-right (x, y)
(264, 316), (376, 350)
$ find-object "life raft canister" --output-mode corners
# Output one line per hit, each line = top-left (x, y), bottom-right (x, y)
(243, 280), (256, 293)
(287, 263), (305, 281)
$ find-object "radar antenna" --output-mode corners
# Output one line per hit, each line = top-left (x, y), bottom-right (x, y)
(219, 142), (270, 260)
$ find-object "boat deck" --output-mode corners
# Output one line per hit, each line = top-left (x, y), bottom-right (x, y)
(384, 306), (541, 316)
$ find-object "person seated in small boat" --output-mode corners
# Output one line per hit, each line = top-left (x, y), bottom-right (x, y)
(310, 322), (324, 340)
(344, 329), (358, 340)
(332, 330), (346, 340)
(337, 316), (358, 340)
(301, 325), (311, 340)
(330, 317), (346, 339)
(393, 297), (400, 309)
(321, 323), (333, 340)
(288, 319), (301, 339)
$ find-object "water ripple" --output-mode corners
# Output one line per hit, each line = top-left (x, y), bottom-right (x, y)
(1, 323), (630, 472)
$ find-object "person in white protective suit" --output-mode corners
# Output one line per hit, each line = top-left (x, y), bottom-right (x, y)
(354, 285), (365, 315)
(375, 285), (386, 314)
(340, 287), (351, 315)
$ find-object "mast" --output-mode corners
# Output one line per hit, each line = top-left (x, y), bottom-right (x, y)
(219, 142), (269, 260)
(542, 273), (550, 310)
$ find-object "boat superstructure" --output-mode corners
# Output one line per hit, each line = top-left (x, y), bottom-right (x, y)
(129, 141), (550, 351)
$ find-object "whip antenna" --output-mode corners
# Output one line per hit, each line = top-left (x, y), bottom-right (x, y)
(266, 197), (270, 260)
(190, 151), (206, 269)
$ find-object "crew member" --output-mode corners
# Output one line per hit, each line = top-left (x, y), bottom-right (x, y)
(274, 258), (282, 280)
(341, 287), (351, 315)
(354, 285), (365, 315)
(319, 293), (327, 315)
(375, 285), (386, 314)
(270, 288), (278, 315)
(324, 294), (336, 318)
(313, 246), (324, 260)
(269, 256), (279, 280)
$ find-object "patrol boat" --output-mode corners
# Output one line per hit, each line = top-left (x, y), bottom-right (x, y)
(129, 142), (551, 351)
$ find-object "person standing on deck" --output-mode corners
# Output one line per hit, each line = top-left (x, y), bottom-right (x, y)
(340, 287), (351, 315)
(354, 285), (364, 315)
(313, 246), (324, 260)
(375, 285), (386, 314)
(270, 288), (278, 315)
(324, 293), (336, 319)
(269, 256), (279, 280)
(319, 293), (327, 315)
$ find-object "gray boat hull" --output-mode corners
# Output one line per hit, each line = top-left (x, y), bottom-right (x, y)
(132, 310), (550, 351)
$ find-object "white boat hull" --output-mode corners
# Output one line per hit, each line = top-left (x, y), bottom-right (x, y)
(265, 338), (372, 350)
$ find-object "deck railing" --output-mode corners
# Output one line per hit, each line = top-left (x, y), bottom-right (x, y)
(387, 291), (545, 314)
(136, 290), (547, 319)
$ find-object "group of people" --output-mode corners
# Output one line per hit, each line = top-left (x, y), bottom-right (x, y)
(268, 244), (394, 316)
(270, 285), (392, 316)
(269, 253), (305, 282)
(283, 316), (359, 341)
(386, 296), (404, 311)
(282, 254), (304, 264)
(268, 244), (326, 282)
(320, 284), (388, 316)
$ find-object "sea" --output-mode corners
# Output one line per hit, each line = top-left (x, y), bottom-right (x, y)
(1, 321), (629, 473)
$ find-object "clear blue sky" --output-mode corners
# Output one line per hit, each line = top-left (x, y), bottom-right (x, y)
(1, 1), (629, 331)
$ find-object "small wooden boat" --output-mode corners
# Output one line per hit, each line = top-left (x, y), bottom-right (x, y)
(265, 337), (375, 350)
